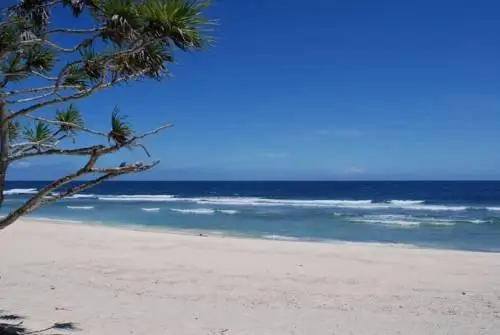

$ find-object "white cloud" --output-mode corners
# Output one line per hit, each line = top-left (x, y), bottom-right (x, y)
(344, 166), (365, 174)
(263, 153), (289, 159)
(315, 129), (363, 137)
(11, 161), (32, 168)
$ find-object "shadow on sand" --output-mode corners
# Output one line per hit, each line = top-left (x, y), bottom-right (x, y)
(0, 311), (79, 335)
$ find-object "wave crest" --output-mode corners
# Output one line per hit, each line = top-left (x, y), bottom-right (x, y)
(4, 188), (38, 195)
(66, 206), (94, 210)
(141, 208), (160, 212)
(171, 208), (215, 215)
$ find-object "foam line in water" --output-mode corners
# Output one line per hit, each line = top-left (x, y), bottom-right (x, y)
(66, 206), (94, 210)
(262, 235), (300, 241)
(68, 194), (98, 199)
(141, 208), (160, 212)
(351, 218), (420, 227)
(3, 188), (38, 195)
(98, 195), (175, 201)
(388, 200), (425, 205)
(93, 193), (470, 212)
(171, 208), (215, 215)
(218, 209), (239, 215)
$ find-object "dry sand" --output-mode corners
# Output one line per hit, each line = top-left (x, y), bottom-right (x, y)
(1, 219), (499, 335)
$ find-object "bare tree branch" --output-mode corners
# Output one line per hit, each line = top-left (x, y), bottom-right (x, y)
(0, 150), (99, 230)
(98, 123), (173, 156)
(5, 72), (140, 123)
(3, 85), (80, 96)
(47, 27), (101, 34)
(6, 91), (56, 104)
(42, 161), (159, 205)
(8, 144), (105, 162)
(22, 114), (108, 137)
(90, 161), (159, 174)
(31, 71), (58, 81)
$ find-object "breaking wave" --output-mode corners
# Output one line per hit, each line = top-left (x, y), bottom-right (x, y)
(68, 194), (98, 199)
(171, 208), (215, 215)
(3, 188), (38, 195)
(66, 206), (94, 210)
(141, 208), (160, 212)
(98, 195), (176, 202)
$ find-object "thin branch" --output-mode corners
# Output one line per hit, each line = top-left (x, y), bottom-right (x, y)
(6, 70), (146, 123)
(0, 150), (99, 230)
(8, 144), (105, 162)
(41, 162), (158, 205)
(90, 160), (159, 174)
(22, 114), (108, 137)
(98, 123), (173, 156)
(46, 27), (101, 34)
(31, 71), (57, 81)
(6, 91), (55, 104)
(10, 141), (56, 149)
(3, 85), (80, 96)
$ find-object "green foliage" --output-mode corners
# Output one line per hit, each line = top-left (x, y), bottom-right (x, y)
(23, 122), (55, 145)
(1, 0), (213, 87)
(8, 121), (21, 142)
(55, 104), (85, 136)
(1, 53), (28, 82)
(63, 64), (89, 89)
(108, 107), (133, 144)
(23, 45), (55, 73)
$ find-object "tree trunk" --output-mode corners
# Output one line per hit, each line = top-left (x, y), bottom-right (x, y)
(0, 100), (9, 208)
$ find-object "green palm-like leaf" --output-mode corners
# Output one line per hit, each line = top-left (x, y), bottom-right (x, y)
(23, 45), (55, 73)
(8, 121), (21, 142)
(23, 122), (55, 145)
(1, 53), (28, 82)
(55, 104), (85, 135)
(100, 0), (142, 45)
(138, 0), (213, 49)
(80, 47), (105, 81)
(108, 107), (133, 144)
(63, 64), (89, 89)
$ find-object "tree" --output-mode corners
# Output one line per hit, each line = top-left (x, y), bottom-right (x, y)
(0, 0), (213, 230)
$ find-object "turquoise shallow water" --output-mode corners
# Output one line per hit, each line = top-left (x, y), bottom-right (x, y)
(2, 181), (500, 251)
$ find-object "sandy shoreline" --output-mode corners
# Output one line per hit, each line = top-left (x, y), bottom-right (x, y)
(1, 219), (499, 334)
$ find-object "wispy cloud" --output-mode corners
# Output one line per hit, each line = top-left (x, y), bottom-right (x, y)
(314, 129), (364, 137)
(344, 166), (365, 174)
(262, 152), (289, 159)
(11, 161), (32, 169)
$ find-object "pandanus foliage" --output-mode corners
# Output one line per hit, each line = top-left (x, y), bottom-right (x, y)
(0, 0), (214, 230)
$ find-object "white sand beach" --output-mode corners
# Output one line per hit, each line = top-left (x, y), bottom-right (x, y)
(1, 219), (499, 334)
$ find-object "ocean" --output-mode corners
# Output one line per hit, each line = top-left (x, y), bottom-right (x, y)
(1, 181), (500, 252)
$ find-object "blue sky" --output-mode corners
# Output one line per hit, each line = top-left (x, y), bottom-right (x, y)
(7, 0), (500, 180)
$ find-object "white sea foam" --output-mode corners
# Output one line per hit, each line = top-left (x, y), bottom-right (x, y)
(141, 208), (160, 212)
(171, 208), (215, 215)
(389, 200), (425, 205)
(420, 218), (456, 226)
(218, 209), (239, 215)
(402, 204), (467, 211)
(92, 194), (470, 212)
(262, 235), (300, 241)
(66, 206), (94, 210)
(351, 218), (420, 227)
(98, 195), (176, 202)
(69, 194), (97, 199)
(3, 188), (38, 195)
(487, 207), (500, 211)
(192, 197), (375, 208)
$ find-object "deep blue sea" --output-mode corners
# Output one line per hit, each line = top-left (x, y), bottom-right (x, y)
(2, 181), (500, 252)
